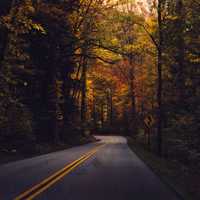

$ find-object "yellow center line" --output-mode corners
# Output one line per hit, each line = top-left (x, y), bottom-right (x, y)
(26, 148), (101, 200)
(14, 144), (105, 200)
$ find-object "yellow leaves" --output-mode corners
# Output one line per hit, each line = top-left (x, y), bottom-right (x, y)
(70, 73), (77, 80)
(123, 44), (134, 52)
(0, 15), (13, 30)
(1, 15), (12, 25)
(165, 15), (179, 21)
(9, 43), (30, 61)
(31, 23), (47, 34)
(94, 48), (121, 63)
(187, 53), (200, 64)
(110, 38), (119, 46)
(185, 79), (193, 87)
(190, 57), (200, 63)
(0, 1), (47, 36)
(1, 13), (33, 34)
(178, 115), (194, 126)
(123, 43), (142, 53)
(24, 5), (35, 15)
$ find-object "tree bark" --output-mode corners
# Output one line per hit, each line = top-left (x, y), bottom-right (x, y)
(0, 0), (16, 70)
(110, 91), (113, 126)
(101, 103), (104, 126)
(129, 56), (137, 134)
(81, 56), (87, 124)
(157, 0), (163, 156)
(174, 0), (185, 105)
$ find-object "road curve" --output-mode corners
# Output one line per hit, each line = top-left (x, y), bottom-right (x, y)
(0, 135), (180, 200)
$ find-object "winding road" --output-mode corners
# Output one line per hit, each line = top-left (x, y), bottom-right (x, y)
(0, 136), (180, 200)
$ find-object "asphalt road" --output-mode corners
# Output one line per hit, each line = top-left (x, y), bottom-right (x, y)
(0, 136), (180, 200)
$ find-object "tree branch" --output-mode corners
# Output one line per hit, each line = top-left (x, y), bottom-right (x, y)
(134, 23), (158, 49)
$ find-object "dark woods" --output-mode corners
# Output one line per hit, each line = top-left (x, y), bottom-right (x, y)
(0, 0), (87, 147)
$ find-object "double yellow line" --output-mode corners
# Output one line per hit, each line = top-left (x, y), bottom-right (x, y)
(14, 144), (104, 200)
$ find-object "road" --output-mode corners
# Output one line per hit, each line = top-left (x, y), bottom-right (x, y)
(0, 136), (180, 200)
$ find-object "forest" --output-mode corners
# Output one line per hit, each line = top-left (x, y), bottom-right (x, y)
(0, 0), (199, 198)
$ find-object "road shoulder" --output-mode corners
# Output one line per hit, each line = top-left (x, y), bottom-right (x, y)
(127, 137), (194, 200)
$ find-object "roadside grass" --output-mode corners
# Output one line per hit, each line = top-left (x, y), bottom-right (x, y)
(127, 137), (199, 200)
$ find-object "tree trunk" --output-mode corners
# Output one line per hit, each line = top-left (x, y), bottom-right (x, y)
(129, 57), (137, 134)
(110, 91), (113, 126)
(0, 0), (16, 70)
(157, 0), (163, 156)
(174, 0), (185, 105)
(107, 88), (113, 126)
(81, 56), (87, 124)
(92, 99), (97, 128)
(101, 103), (104, 127)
